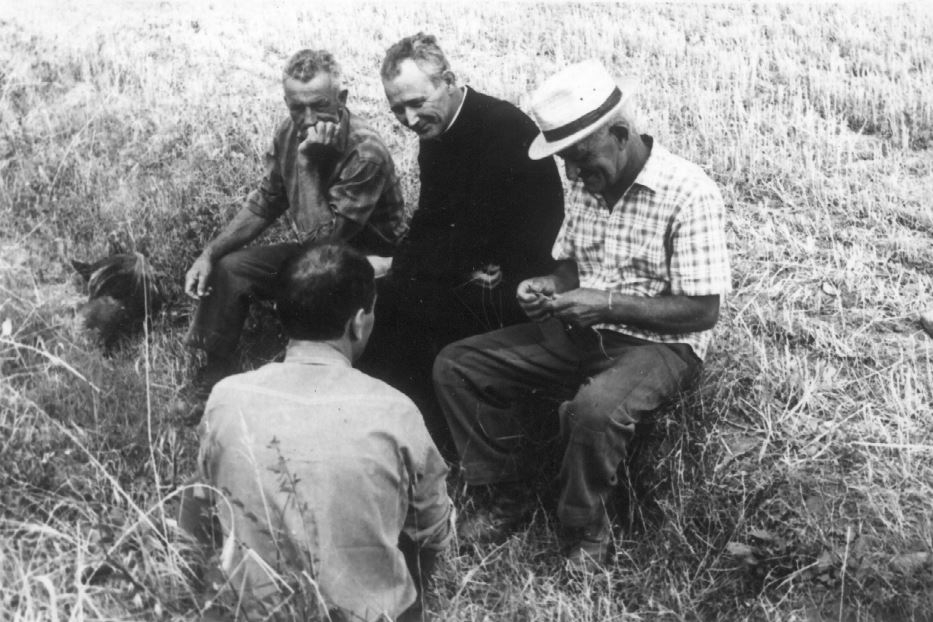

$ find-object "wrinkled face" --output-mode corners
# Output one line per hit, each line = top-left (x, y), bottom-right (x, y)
(283, 72), (343, 140)
(557, 127), (625, 196)
(382, 59), (460, 140)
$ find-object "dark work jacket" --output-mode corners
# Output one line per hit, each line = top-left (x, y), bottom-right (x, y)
(391, 87), (564, 290)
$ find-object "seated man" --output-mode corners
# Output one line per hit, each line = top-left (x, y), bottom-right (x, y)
(184, 48), (406, 389)
(433, 60), (732, 571)
(180, 243), (452, 621)
(360, 33), (564, 451)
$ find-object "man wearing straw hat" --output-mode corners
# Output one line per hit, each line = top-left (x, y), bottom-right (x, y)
(433, 60), (732, 571)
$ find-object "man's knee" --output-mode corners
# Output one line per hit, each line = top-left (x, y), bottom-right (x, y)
(213, 250), (249, 284)
(432, 339), (472, 386)
(561, 381), (638, 437)
(560, 395), (613, 437)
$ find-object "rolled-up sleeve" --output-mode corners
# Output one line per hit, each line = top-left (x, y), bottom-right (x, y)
(328, 155), (389, 226)
(552, 184), (583, 262)
(669, 181), (732, 297)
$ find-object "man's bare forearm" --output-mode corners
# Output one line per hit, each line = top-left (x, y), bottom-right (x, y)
(202, 207), (272, 261)
(606, 293), (720, 334)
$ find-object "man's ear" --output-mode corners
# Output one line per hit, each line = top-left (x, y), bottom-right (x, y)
(608, 123), (630, 145)
(337, 88), (348, 106)
(348, 307), (367, 342)
(440, 70), (457, 89)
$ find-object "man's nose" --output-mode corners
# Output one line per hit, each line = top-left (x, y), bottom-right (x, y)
(301, 107), (318, 126)
(404, 107), (419, 127)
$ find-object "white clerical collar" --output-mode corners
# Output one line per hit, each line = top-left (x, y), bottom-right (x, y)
(442, 86), (468, 135)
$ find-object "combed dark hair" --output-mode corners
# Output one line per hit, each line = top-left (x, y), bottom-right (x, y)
(283, 49), (341, 84)
(275, 243), (375, 341)
(381, 32), (450, 82)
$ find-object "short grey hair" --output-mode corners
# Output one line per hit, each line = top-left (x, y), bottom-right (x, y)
(283, 49), (342, 89)
(381, 32), (450, 84)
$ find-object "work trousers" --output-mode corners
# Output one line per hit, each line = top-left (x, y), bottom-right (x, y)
(432, 318), (701, 527)
(358, 273), (527, 455)
(186, 229), (396, 359)
(186, 243), (303, 359)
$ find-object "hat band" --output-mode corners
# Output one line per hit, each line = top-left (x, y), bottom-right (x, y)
(542, 87), (622, 143)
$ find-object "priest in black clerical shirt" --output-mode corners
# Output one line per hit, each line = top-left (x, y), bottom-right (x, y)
(361, 33), (564, 454)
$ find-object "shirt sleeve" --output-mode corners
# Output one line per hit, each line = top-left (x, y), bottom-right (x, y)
(245, 132), (289, 222)
(401, 415), (453, 551)
(552, 182), (582, 261)
(669, 180), (732, 296)
(327, 154), (390, 226)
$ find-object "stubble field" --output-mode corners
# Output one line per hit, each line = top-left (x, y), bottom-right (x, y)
(1, 2), (932, 620)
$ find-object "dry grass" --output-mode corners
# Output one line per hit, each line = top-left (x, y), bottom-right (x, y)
(1, 2), (932, 620)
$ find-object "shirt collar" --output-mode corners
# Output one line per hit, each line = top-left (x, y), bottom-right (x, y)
(627, 135), (662, 193)
(442, 86), (468, 135)
(586, 135), (661, 211)
(333, 107), (351, 153)
(283, 340), (352, 367)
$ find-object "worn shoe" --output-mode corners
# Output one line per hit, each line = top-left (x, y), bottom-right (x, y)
(457, 482), (536, 547)
(564, 518), (612, 573)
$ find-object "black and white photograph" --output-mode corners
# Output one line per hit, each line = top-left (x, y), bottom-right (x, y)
(1, 1), (931, 620)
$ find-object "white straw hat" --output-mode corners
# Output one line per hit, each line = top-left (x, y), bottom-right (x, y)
(528, 60), (638, 160)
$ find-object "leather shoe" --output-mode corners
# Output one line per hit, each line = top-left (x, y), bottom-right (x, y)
(564, 518), (611, 573)
(457, 483), (536, 546)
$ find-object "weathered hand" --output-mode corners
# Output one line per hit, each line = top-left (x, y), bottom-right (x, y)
(517, 276), (557, 321)
(184, 254), (214, 299)
(298, 121), (340, 158)
(545, 288), (610, 327)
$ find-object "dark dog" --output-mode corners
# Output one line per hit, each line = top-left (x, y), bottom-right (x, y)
(71, 253), (165, 348)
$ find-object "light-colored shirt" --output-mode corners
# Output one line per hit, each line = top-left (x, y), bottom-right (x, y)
(194, 341), (452, 620)
(552, 138), (731, 360)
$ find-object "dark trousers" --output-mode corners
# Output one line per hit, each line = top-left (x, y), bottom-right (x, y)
(186, 227), (397, 360)
(432, 318), (701, 527)
(185, 243), (303, 359)
(358, 274), (528, 454)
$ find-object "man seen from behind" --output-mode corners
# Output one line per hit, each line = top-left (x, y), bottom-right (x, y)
(182, 243), (452, 621)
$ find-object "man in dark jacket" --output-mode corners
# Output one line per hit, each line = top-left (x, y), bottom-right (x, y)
(361, 33), (564, 451)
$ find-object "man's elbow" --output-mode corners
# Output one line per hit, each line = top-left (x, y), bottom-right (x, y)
(692, 295), (721, 332)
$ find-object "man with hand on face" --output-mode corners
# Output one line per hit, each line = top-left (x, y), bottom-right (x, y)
(433, 60), (732, 571)
(360, 33), (564, 452)
(184, 49), (405, 390)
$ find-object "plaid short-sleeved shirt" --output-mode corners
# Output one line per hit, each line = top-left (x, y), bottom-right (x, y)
(552, 138), (731, 360)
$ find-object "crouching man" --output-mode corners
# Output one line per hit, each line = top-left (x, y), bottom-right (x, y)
(181, 242), (452, 621)
(433, 61), (731, 571)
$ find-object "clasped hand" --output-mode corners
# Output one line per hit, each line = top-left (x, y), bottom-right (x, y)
(517, 279), (609, 327)
(298, 121), (340, 159)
